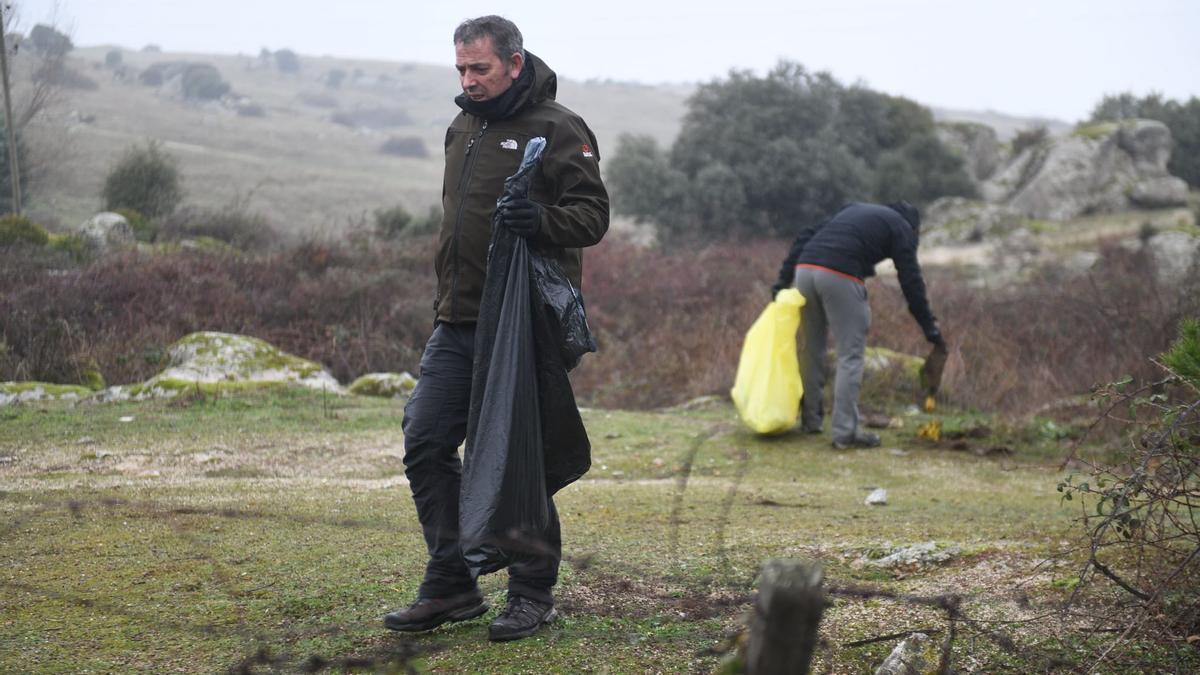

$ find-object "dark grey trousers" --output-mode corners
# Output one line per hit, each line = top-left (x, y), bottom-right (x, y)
(793, 267), (872, 443)
(402, 322), (560, 604)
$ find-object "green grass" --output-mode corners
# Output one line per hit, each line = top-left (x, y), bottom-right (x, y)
(1, 389), (1191, 672)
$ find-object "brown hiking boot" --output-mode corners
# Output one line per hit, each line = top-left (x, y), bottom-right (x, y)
(383, 591), (488, 632)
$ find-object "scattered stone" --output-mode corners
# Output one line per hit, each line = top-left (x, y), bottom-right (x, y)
(76, 437), (97, 445)
(0, 382), (92, 406)
(119, 416), (134, 422)
(348, 372), (416, 399)
(0, 456), (14, 464)
(875, 632), (938, 675)
(862, 542), (960, 569)
(888, 449), (909, 457)
(865, 488), (888, 505)
(78, 212), (136, 255)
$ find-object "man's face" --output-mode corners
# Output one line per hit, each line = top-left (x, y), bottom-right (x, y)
(455, 36), (522, 102)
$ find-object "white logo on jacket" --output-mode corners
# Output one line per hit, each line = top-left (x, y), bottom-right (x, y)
(500, 139), (518, 150)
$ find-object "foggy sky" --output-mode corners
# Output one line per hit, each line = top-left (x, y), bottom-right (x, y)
(15, 0), (1200, 122)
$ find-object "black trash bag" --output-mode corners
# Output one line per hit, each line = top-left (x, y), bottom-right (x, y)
(530, 253), (597, 372)
(460, 137), (592, 578)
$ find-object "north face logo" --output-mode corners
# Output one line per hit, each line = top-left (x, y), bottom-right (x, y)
(500, 139), (518, 150)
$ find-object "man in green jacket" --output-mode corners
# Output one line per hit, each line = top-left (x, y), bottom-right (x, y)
(383, 15), (609, 642)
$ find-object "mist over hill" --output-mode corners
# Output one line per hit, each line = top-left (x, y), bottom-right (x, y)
(34, 46), (1064, 235)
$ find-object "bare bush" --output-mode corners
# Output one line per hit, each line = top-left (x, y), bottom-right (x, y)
(157, 204), (279, 252)
(1053, 320), (1200, 670)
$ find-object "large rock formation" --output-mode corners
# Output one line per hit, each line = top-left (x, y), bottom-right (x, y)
(981, 119), (1189, 220)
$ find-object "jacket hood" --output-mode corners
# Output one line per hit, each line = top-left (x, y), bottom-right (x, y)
(524, 51), (557, 105)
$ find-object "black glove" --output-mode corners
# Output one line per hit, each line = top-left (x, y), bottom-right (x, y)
(498, 198), (542, 238)
(770, 282), (787, 300)
(925, 326), (947, 351)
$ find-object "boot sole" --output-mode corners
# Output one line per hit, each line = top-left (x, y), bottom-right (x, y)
(383, 600), (489, 632)
(488, 607), (558, 642)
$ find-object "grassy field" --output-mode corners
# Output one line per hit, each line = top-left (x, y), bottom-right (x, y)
(3, 386), (1162, 673)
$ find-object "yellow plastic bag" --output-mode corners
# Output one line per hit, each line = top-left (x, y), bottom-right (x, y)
(730, 289), (806, 434)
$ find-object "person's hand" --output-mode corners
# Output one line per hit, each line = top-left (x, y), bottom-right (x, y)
(926, 326), (947, 351)
(498, 198), (542, 238)
(770, 282), (787, 301)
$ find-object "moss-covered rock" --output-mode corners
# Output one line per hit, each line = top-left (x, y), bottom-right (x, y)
(864, 347), (923, 380)
(96, 332), (342, 402)
(0, 381), (92, 406)
(348, 372), (417, 398)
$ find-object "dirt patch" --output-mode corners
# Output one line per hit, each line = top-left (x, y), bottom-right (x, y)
(558, 570), (751, 621)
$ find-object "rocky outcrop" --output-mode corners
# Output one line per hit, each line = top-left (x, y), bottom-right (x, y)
(981, 119), (1188, 220)
(1142, 230), (1200, 289)
(937, 122), (1002, 183)
(78, 212), (135, 255)
(921, 197), (1026, 247)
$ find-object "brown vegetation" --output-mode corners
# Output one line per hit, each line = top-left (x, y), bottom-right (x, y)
(4, 232), (1196, 418)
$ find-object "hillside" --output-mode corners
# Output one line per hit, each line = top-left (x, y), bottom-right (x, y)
(32, 47), (692, 235)
(28, 46), (1071, 236)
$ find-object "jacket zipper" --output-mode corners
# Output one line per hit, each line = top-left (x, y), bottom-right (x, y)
(448, 118), (488, 322)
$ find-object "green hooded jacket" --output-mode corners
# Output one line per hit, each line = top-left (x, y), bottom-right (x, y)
(434, 52), (610, 324)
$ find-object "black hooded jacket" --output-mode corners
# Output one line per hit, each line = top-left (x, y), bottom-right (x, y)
(774, 202), (938, 337)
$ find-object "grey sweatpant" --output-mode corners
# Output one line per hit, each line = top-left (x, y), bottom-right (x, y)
(792, 266), (871, 443)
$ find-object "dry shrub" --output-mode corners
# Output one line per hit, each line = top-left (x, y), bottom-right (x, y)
(573, 237), (779, 408)
(868, 242), (1199, 414)
(2, 232), (1193, 414)
(0, 237), (437, 386)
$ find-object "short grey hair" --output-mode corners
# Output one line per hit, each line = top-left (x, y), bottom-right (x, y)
(453, 15), (524, 62)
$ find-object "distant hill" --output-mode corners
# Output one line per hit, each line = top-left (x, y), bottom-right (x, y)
(28, 46), (1066, 235)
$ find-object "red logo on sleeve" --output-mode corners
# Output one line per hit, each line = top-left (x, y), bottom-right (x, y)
(581, 143), (594, 158)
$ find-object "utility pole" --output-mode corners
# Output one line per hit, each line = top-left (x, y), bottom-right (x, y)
(0, 2), (22, 215)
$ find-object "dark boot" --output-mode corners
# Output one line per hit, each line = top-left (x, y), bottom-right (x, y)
(487, 595), (557, 642)
(383, 590), (488, 632)
(832, 430), (881, 450)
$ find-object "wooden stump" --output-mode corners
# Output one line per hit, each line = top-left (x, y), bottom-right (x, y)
(744, 559), (826, 674)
